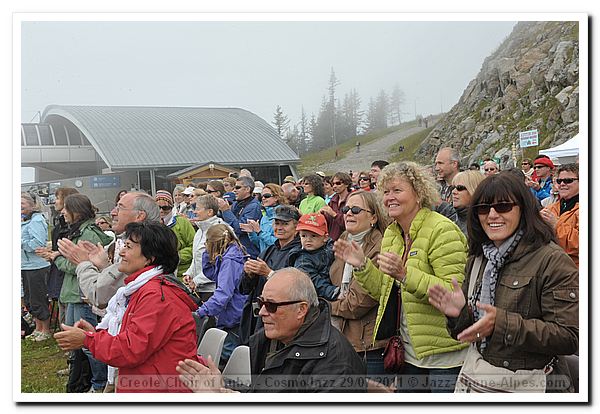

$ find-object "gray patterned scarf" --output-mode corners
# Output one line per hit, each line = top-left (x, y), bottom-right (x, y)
(471, 229), (523, 350)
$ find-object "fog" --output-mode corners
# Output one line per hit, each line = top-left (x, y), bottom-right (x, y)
(21, 19), (516, 182)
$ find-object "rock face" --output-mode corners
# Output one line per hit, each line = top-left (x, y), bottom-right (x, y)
(416, 21), (579, 169)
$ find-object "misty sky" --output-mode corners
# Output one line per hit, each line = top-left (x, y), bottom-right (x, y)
(21, 20), (516, 124)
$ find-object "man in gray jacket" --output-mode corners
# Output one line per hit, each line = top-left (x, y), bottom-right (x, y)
(57, 192), (160, 308)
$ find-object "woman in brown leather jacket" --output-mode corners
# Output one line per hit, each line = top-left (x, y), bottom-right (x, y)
(428, 172), (578, 392)
(329, 190), (390, 380)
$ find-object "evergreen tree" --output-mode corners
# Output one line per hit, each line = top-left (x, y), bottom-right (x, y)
(328, 68), (341, 146)
(390, 84), (406, 125)
(272, 105), (290, 138)
(374, 89), (389, 129)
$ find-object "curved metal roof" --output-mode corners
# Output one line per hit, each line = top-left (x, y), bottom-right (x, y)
(41, 105), (300, 169)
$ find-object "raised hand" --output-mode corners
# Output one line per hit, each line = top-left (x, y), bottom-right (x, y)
(428, 277), (466, 318)
(177, 355), (225, 393)
(377, 252), (407, 282)
(244, 257), (271, 277)
(333, 239), (365, 268)
(456, 302), (497, 343)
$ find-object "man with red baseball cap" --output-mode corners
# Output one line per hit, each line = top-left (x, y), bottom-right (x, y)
(527, 155), (555, 202)
(289, 213), (340, 301)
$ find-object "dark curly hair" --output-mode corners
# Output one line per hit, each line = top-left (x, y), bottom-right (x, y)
(124, 222), (179, 274)
(302, 174), (325, 198)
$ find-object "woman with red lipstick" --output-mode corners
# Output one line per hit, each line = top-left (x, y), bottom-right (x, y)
(428, 172), (578, 392)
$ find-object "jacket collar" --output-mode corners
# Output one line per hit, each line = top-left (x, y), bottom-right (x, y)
(389, 207), (430, 240)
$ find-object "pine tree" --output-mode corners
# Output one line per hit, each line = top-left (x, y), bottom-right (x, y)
(272, 105), (290, 138)
(390, 84), (406, 125)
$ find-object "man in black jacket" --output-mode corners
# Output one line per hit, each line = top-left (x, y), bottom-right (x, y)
(238, 205), (302, 345)
(177, 268), (366, 392)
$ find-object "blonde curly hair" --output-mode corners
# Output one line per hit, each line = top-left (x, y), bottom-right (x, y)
(377, 161), (439, 209)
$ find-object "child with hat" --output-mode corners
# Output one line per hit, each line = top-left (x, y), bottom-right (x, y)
(289, 213), (340, 301)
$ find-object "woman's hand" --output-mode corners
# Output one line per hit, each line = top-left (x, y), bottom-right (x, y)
(54, 323), (87, 350)
(377, 252), (407, 282)
(74, 319), (96, 333)
(240, 219), (260, 233)
(177, 356), (228, 393)
(540, 207), (558, 228)
(333, 239), (365, 268)
(428, 278), (466, 317)
(243, 258), (271, 277)
(456, 302), (497, 343)
(319, 205), (335, 217)
(183, 275), (196, 290)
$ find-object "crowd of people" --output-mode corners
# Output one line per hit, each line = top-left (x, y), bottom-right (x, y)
(20, 149), (580, 394)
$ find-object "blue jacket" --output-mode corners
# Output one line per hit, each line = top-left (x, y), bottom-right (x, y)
(222, 197), (263, 258)
(248, 206), (277, 254)
(532, 177), (553, 201)
(21, 212), (50, 271)
(290, 239), (338, 300)
(197, 244), (248, 329)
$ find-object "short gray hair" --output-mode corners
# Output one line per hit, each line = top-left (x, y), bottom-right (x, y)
(195, 195), (219, 217)
(131, 192), (160, 223)
(236, 176), (255, 192)
(272, 267), (319, 308)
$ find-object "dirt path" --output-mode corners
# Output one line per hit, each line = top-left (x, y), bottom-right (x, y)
(315, 124), (427, 174)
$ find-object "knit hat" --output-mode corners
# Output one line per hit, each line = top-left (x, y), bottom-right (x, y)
(296, 213), (328, 236)
(155, 190), (173, 205)
(534, 157), (555, 169)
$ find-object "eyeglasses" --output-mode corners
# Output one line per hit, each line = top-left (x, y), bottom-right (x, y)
(256, 296), (305, 313)
(533, 165), (547, 169)
(556, 178), (578, 185)
(473, 202), (517, 215)
(521, 163), (530, 166)
(332, 181), (343, 186)
(454, 185), (468, 192)
(159, 205), (173, 211)
(359, 177), (370, 181)
(206, 189), (218, 194)
(483, 168), (497, 172)
(96, 221), (107, 226)
(261, 193), (273, 199)
(341, 205), (373, 215)
(234, 185), (247, 190)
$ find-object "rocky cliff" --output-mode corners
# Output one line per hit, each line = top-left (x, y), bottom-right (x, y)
(416, 21), (579, 168)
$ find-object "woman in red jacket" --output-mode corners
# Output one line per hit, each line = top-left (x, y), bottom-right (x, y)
(55, 222), (202, 393)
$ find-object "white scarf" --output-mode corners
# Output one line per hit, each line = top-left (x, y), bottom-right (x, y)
(341, 229), (371, 296)
(96, 265), (163, 383)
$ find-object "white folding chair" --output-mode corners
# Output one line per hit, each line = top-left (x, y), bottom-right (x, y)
(222, 345), (251, 388)
(197, 327), (228, 364)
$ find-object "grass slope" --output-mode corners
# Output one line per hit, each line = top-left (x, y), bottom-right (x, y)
(388, 126), (435, 164)
(21, 337), (68, 393)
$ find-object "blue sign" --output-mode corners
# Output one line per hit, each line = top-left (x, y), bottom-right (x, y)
(90, 176), (121, 189)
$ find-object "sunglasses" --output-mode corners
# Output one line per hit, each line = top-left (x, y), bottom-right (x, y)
(341, 205), (373, 215)
(473, 202), (517, 215)
(533, 165), (547, 169)
(96, 221), (108, 225)
(556, 178), (578, 185)
(521, 163), (530, 166)
(255, 296), (305, 314)
(359, 177), (370, 181)
(159, 205), (173, 211)
(206, 189), (218, 194)
(454, 185), (468, 192)
(332, 181), (343, 186)
(261, 193), (273, 199)
(483, 168), (497, 172)
(234, 185), (246, 190)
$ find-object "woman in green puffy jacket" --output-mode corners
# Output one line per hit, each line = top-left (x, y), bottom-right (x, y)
(334, 161), (469, 392)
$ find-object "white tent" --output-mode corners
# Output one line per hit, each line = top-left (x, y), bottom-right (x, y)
(539, 133), (580, 164)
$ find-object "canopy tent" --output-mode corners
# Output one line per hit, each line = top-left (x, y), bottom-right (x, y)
(539, 134), (580, 164)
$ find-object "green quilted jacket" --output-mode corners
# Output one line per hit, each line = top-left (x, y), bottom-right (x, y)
(353, 208), (469, 359)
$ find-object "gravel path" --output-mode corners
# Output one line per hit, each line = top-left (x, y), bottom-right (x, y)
(315, 124), (427, 174)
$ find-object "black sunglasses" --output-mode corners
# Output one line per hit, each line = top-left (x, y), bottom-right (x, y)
(483, 168), (497, 172)
(332, 181), (343, 186)
(159, 205), (173, 211)
(533, 165), (547, 169)
(359, 176), (370, 181)
(556, 178), (578, 185)
(454, 185), (468, 192)
(261, 193), (273, 199)
(473, 202), (516, 215)
(521, 162), (530, 166)
(206, 189), (218, 194)
(234, 185), (247, 190)
(341, 205), (373, 215)
(255, 296), (305, 314)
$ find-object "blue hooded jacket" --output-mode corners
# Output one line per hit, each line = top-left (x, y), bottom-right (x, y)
(21, 212), (50, 271)
(197, 244), (248, 329)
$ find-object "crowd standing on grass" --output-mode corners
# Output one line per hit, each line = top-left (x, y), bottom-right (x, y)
(20, 151), (580, 393)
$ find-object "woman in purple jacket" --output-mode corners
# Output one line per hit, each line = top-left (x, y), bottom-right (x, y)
(195, 224), (248, 368)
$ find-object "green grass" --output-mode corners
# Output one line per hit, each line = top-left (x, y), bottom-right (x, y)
(21, 336), (68, 393)
(387, 126), (435, 163)
(298, 121), (417, 175)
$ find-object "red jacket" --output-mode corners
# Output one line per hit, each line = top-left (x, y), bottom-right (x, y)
(84, 267), (201, 393)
